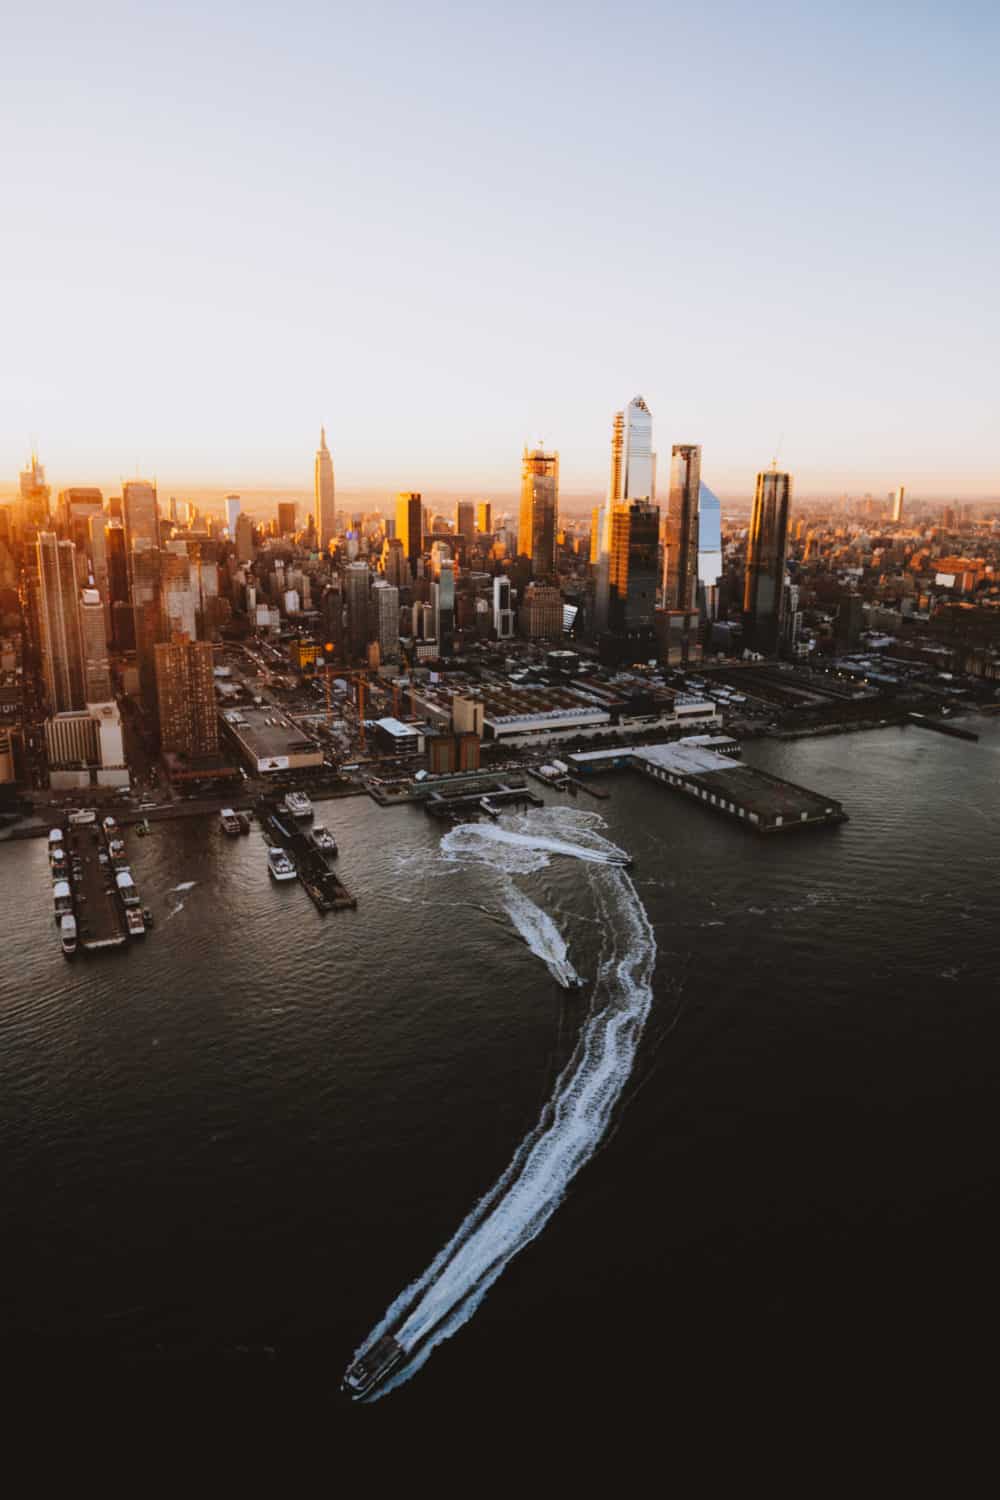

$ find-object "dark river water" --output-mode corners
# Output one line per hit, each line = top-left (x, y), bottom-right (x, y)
(2, 722), (998, 1431)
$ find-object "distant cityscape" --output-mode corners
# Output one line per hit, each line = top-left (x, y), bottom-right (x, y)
(1, 398), (998, 838)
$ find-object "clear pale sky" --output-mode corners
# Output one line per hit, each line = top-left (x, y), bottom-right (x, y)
(1, 0), (997, 500)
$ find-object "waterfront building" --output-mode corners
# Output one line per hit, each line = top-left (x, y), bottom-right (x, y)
(743, 468), (792, 655)
(36, 532), (85, 712)
(155, 639), (218, 756)
(518, 446), (559, 578)
(395, 492), (423, 571)
(315, 428), (335, 552)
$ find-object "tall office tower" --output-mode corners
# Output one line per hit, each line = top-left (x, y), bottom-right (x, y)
(161, 544), (198, 640)
(456, 501), (476, 547)
(131, 544), (165, 713)
(122, 480), (159, 560)
(315, 428), (335, 552)
(743, 468), (792, 655)
(663, 444), (701, 611)
(18, 452), (51, 535)
(225, 494), (241, 535)
(520, 583), (564, 639)
(395, 492), (423, 570)
(154, 639), (218, 757)
(235, 513), (255, 563)
(344, 561), (370, 661)
(86, 514), (112, 641)
(277, 501), (297, 537)
(696, 481), (723, 620)
(595, 397), (654, 633)
(58, 488), (104, 552)
(891, 485), (905, 524)
(493, 576), (514, 638)
(607, 500), (659, 635)
(381, 537), (407, 586)
(518, 447), (559, 578)
(476, 501), (492, 536)
(372, 580), (400, 662)
(36, 533), (84, 711)
(429, 539), (452, 578)
(434, 559), (456, 654)
(79, 587), (112, 701)
(105, 522), (128, 605)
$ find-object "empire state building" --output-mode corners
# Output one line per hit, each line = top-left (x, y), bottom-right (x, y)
(315, 427), (335, 553)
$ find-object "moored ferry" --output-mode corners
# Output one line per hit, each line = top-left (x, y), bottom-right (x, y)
(60, 913), (78, 956)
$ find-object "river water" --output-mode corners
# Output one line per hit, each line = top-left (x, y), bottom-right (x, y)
(2, 723), (998, 1427)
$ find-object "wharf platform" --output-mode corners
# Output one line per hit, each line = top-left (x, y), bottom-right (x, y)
(569, 737), (846, 835)
(424, 781), (544, 820)
(259, 804), (357, 911)
(65, 816), (127, 950)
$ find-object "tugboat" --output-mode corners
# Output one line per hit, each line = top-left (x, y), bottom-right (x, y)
(267, 846), (297, 882)
(342, 1335), (405, 1399)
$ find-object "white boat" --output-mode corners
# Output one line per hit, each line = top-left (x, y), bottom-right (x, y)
(60, 913), (77, 956)
(282, 791), (313, 819)
(124, 907), (146, 937)
(53, 880), (73, 920)
(267, 846), (297, 881)
(311, 824), (338, 855)
(115, 870), (141, 907)
(219, 807), (241, 835)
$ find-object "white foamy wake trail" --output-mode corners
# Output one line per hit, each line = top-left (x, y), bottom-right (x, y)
(170, 881), (197, 894)
(353, 807), (656, 1399)
(502, 881), (581, 989)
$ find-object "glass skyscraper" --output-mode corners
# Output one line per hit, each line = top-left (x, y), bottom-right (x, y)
(743, 469), (791, 655)
(518, 446), (559, 579)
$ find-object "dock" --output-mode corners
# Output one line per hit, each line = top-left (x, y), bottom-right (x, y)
(64, 813), (127, 950)
(424, 780), (543, 821)
(907, 712), (979, 742)
(568, 737), (846, 834)
(259, 804), (357, 911)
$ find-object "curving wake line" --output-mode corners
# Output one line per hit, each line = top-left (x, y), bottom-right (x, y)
(502, 880), (582, 989)
(349, 807), (656, 1400)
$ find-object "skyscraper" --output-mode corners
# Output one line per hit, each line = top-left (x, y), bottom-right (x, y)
(395, 492), (423, 570)
(456, 501), (476, 547)
(344, 561), (371, 661)
(518, 446), (559, 578)
(891, 485), (905, 524)
(132, 544), (166, 714)
(315, 428), (335, 553)
(595, 397), (655, 636)
(433, 558), (456, 655)
(476, 501), (492, 536)
(663, 444), (701, 611)
(277, 501), (297, 537)
(18, 452), (50, 536)
(79, 587), (112, 702)
(36, 532), (84, 712)
(696, 481), (723, 620)
(743, 469), (792, 655)
(122, 480), (159, 560)
(225, 494), (241, 535)
(161, 543), (199, 641)
(58, 488), (104, 553)
(607, 501), (659, 639)
(155, 639), (218, 757)
(372, 580), (400, 662)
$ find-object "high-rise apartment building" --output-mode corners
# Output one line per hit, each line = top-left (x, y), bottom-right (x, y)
(372, 580), (400, 662)
(161, 544), (199, 641)
(344, 561), (371, 660)
(520, 583), (564, 639)
(743, 469), (792, 655)
(518, 447), (559, 578)
(315, 428), (335, 552)
(395, 492), (423, 570)
(663, 445), (701, 612)
(36, 532), (84, 711)
(155, 639), (218, 757)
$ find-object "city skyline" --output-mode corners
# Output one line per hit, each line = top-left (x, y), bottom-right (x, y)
(2, 3), (998, 498)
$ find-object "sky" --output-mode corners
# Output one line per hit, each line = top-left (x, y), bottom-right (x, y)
(1, 0), (998, 501)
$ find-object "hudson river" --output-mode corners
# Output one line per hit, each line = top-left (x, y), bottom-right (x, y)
(3, 722), (998, 1427)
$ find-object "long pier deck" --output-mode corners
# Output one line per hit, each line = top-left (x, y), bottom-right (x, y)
(65, 816), (127, 949)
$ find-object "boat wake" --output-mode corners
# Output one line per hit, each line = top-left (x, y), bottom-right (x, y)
(349, 806), (656, 1400)
(501, 880), (581, 989)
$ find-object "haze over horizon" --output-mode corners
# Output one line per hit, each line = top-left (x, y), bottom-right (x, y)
(2, 0), (997, 499)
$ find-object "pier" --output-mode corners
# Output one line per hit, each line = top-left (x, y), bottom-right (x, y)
(568, 737), (846, 834)
(259, 803), (357, 911)
(424, 780), (543, 821)
(64, 812), (127, 950)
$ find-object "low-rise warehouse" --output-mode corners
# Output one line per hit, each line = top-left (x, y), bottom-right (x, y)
(221, 706), (324, 774)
